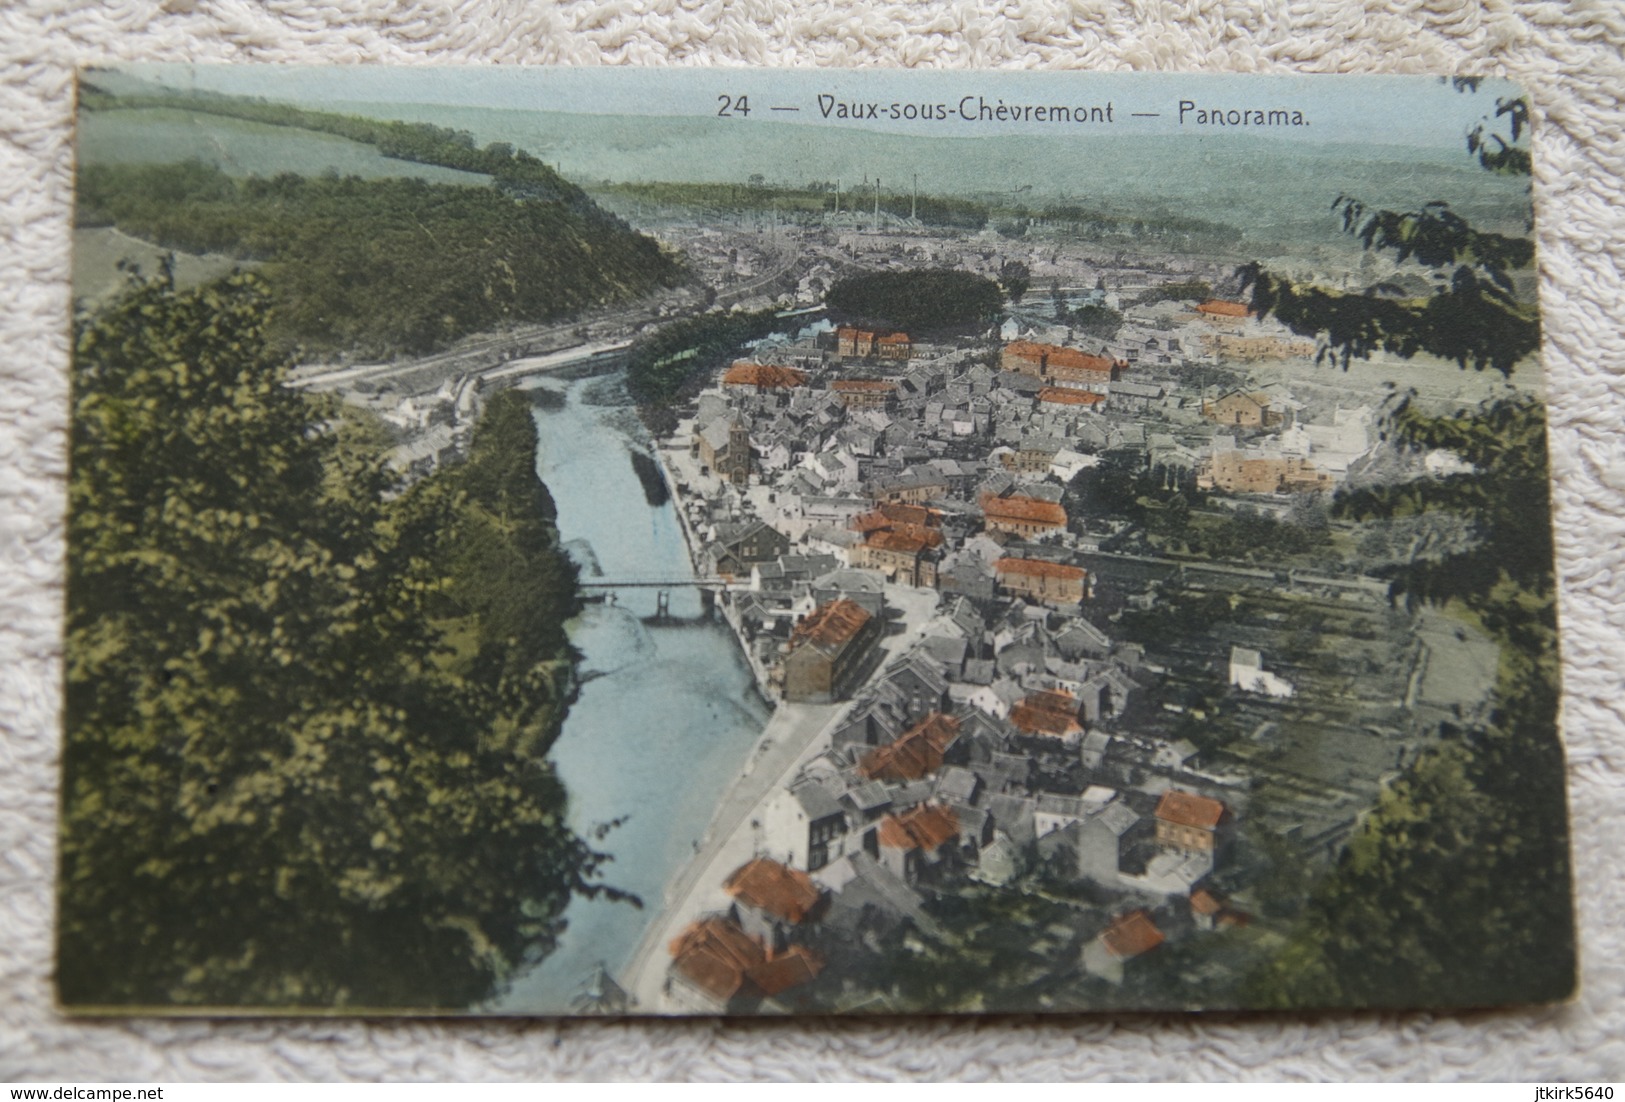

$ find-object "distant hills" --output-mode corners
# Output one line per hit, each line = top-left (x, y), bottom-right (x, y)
(76, 79), (683, 357)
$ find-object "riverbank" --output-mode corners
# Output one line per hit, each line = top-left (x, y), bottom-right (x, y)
(651, 422), (782, 702)
(496, 373), (772, 1013)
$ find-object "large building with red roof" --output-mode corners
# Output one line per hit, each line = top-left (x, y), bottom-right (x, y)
(1010, 688), (1086, 741)
(980, 492), (1069, 538)
(1082, 909), (1165, 985)
(995, 557), (1089, 606)
(1001, 340), (1126, 392)
(1154, 790), (1227, 854)
(877, 802), (961, 882)
(725, 856), (825, 950)
(722, 361), (808, 391)
(780, 598), (882, 703)
(1195, 298), (1253, 322)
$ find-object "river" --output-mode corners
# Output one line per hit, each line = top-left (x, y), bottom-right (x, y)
(496, 370), (771, 1014)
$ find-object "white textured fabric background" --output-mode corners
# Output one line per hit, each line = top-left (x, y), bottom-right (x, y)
(2, 0), (1622, 1082)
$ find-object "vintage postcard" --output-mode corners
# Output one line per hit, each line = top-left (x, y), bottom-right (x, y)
(60, 67), (1572, 1015)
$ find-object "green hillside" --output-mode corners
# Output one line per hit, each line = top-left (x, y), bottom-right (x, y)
(76, 86), (684, 357)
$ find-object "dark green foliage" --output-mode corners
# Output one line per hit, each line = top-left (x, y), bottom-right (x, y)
(1332, 198), (1533, 281)
(1070, 303), (1123, 339)
(1062, 450), (1160, 522)
(1238, 260), (1538, 375)
(1235, 88), (1570, 1007)
(1248, 396), (1570, 1008)
(998, 259), (1031, 303)
(1113, 580), (1235, 651)
(58, 273), (604, 1010)
(1336, 395), (1553, 606)
(1240, 92), (1537, 376)
(1128, 279), (1212, 307)
(826, 268), (1004, 335)
(76, 161), (680, 358)
(623, 308), (798, 413)
(875, 886), (1083, 1013)
(1468, 95), (1533, 176)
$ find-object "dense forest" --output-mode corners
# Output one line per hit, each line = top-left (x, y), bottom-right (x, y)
(76, 160), (681, 358)
(77, 83), (685, 358)
(57, 270), (612, 1009)
(825, 268), (1004, 335)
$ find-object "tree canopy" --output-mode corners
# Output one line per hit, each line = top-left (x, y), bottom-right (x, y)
(1239, 88), (1539, 377)
(825, 268), (1004, 335)
(78, 162), (681, 359)
(58, 270), (610, 1009)
(1240, 87), (1573, 1008)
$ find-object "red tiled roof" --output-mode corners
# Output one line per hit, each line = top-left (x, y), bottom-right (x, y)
(832, 379), (896, 393)
(725, 857), (823, 925)
(1197, 298), (1252, 318)
(745, 945), (825, 996)
(879, 503), (941, 527)
(1155, 790), (1226, 831)
(1046, 346), (1121, 373)
(1098, 909), (1164, 960)
(1190, 889), (1223, 917)
(1004, 341), (1123, 374)
(877, 802), (960, 852)
(1038, 387), (1107, 406)
(668, 915), (766, 1002)
(980, 493), (1067, 527)
(791, 599), (872, 651)
(851, 510), (942, 542)
(723, 362), (808, 389)
(859, 712), (961, 782)
(864, 524), (943, 553)
(1001, 340), (1054, 366)
(875, 332), (912, 346)
(995, 557), (1087, 582)
(1010, 689), (1085, 738)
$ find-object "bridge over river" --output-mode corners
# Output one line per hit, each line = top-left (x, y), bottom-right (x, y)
(577, 575), (751, 620)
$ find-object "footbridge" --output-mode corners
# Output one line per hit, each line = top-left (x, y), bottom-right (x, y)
(578, 575), (752, 620)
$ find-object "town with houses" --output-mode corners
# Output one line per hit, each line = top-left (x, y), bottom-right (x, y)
(64, 63), (1566, 1021)
(589, 224), (1501, 1014)
(306, 210), (1514, 1014)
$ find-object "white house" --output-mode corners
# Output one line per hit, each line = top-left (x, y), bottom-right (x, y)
(1229, 645), (1295, 698)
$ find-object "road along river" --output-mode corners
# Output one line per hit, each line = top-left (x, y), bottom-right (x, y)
(496, 370), (771, 1014)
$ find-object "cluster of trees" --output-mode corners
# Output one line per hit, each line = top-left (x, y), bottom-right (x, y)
(1065, 454), (1328, 564)
(1068, 302), (1124, 339)
(624, 308), (801, 432)
(1237, 85), (1572, 1007)
(1247, 396), (1570, 1007)
(58, 271), (612, 1009)
(599, 180), (1243, 247)
(825, 268), (1004, 335)
(77, 161), (681, 357)
(1128, 279), (1212, 307)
